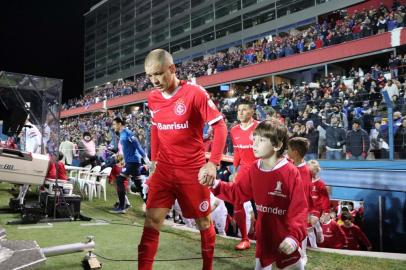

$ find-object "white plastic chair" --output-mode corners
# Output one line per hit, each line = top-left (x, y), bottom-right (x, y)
(94, 167), (112, 201)
(77, 165), (92, 190)
(82, 166), (101, 200)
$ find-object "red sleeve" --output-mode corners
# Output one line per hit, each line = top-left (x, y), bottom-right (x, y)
(194, 85), (223, 125)
(150, 124), (159, 161)
(209, 119), (227, 165)
(319, 181), (331, 214)
(354, 226), (372, 249)
(286, 168), (309, 246)
(212, 167), (253, 205)
(230, 129), (241, 168)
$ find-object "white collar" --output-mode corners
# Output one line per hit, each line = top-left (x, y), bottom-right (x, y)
(161, 84), (182, 100)
(257, 157), (288, 172)
(296, 161), (306, 168)
(239, 120), (255, 131)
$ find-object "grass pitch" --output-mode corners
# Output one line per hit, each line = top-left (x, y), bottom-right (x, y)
(0, 183), (404, 270)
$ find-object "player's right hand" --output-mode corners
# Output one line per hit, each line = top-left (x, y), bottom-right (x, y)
(278, 237), (297, 255)
(198, 162), (217, 186)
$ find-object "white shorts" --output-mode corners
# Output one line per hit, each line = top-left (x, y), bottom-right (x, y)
(211, 210), (227, 235)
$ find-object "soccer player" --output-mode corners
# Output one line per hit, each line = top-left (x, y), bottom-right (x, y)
(229, 100), (259, 250)
(201, 119), (308, 270)
(307, 160), (330, 219)
(110, 117), (150, 214)
(318, 213), (347, 249)
(138, 49), (227, 270)
(340, 212), (372, 251)
(287, 137), (321, 263)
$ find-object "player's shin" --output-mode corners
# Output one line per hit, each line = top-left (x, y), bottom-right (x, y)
(138, 227), (160, 270)
(200, 223), (216, 270)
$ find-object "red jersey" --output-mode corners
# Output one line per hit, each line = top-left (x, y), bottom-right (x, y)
(341, 224), (371, 250)
(212, 158), (308, 268)
(296, 162), (314, 214)
(148, 81), (222, 169)
(230, 120), (258, 169)
(311, 178), (330, 217)
(318, 219), (347, 249)
(109, 164), (122, 183)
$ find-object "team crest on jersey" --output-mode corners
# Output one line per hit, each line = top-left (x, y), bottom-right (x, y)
(174, 98), (187, 116)
(199, 200), (209, 212)
(268, 181), (287, 198)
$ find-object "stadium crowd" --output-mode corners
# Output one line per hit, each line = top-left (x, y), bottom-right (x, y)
(63, 1), (406, 110)
(56, 58), (406, 163)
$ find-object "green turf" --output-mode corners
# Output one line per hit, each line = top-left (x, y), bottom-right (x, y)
(0, 183), (404, 270)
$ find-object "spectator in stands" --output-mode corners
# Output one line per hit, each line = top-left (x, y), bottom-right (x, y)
(389, 54), (401, 79)
(304, 120), (319, 161)
(395, 118), (406, 159)
(321, 116), (346, 160)
(384, 79), (399, 101)
(376, 16), (387, 34)
(329, 104), (348, 130)
(59, 136), (75, 165)
(78, 132), (96, 167)
(370, 120), (383, 159)
(346, 119), (370, 160)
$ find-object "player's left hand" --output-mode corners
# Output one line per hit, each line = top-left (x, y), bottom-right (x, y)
(278, 237), (297, 255)
(198, 161), (217, 186)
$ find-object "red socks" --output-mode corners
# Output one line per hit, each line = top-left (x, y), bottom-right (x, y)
(200, 223), (216, 270)
(138, 224), (215, 270)
(234, 208), (248, 241)
(138, 227), (159, 270)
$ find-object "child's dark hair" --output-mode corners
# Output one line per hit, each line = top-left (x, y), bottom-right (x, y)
(83, 131), (91, 138)
(288, 137), (310, 158)
(341, 212), (351, 221)
(253, 119), (288, 158)
(238, 100), (254, 109)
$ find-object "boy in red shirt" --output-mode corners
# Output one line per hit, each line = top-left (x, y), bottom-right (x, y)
(287, 137), (322, 264)
(307, 160), (330, 218)
(108, 154), (131, 209)
(229, 100), (259, 250)
(319, 213), (347, 249)
(340, 212), (372, 251)
(201, 119), (308, 270)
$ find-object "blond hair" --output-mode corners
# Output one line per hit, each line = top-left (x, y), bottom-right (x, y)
(307, 159), (321, 177)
